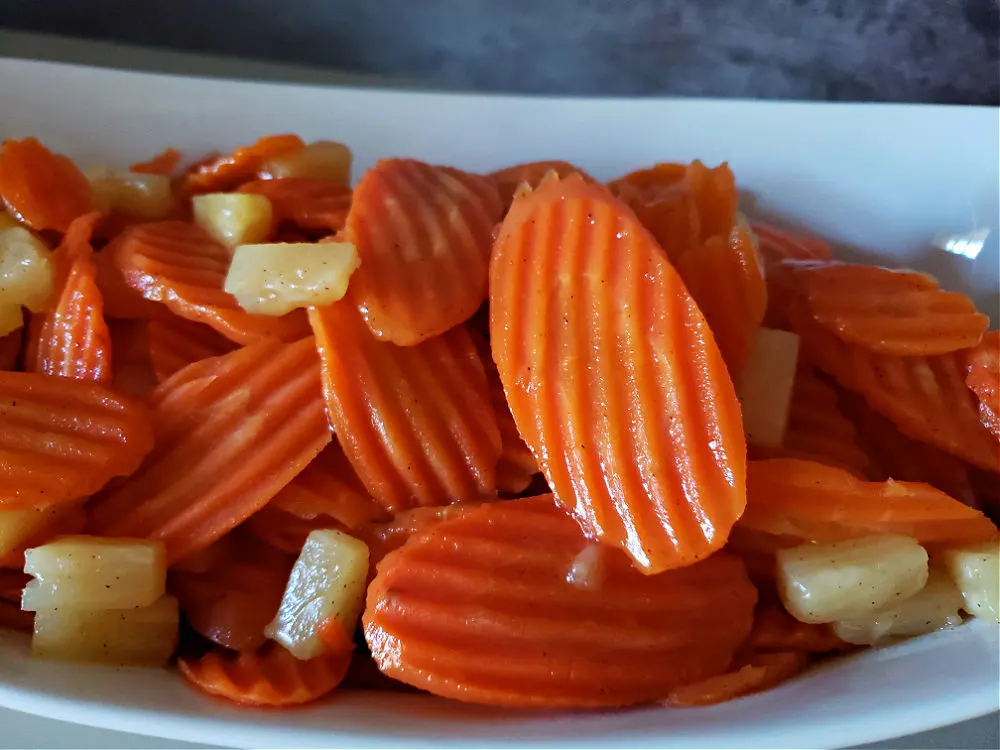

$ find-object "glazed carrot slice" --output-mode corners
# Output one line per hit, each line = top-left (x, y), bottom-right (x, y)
(966, 330), (1000, 439)
(0, 138), (93, 232)
(112, 220), (310, 343)
(791, 302), (999, 472)
(24, 212), (111, 382)
(490, 175), (745, 573)
(0, 329), (22, 371)
(344, 158), (503, 345)
(797, 263), (988, 356)
(664, 651), (809, 707)
(146, 315), (236, 382)
(745, 602), (848, 654)
(0, 371), (154, 509)
(310, 302), (501, 513)
(106, 320), (158, 398)
(184, 134), (305, 193)
(361, 504), (474, 568)
(130, 147), (182, 176)
(739, 459), (997, 544)
(489, 160), (595, 209)
(364, 495), (757, 707)
(86, 337), (331, 562)
(752, 223), (833, 265)
(239, 178), (352, 234)
(178, 641), (351, 707)
(93, 241), (165, 320)
(241, 504), (336, 555)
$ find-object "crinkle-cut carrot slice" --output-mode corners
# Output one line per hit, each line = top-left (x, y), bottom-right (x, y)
(970, 469), (1000, 525)
(364, 495), (757, 708)
(130, 148), (182, 176)
(239, 178), (352, 233)
(310, 302), (501, 513)
(24, 212), (111, 382)
(0, 138), (93, 232)
(674, 222), (767, 375)
(178, 641), (351, 707)
(269, 442), (388, 533)
(797, 263), (988, 356)
(725, 526), (802, 586)
(739, 458), (997, 544)
(361, 504), (474, 568)
(146, 315), (236, 382)
(489, 161), (595, 209)
(107, 320), (158, 398)
(490, 175), (745, 573)
(751, 223), (833, 265)
(762, 258), (834, 330)
(0, 503), (87, 569)
(0, 600), (33, 633)
(184, 135), (305, 193)
(112, 220), (310, 343)
(86, 337), (331, 562)
(93, 241), (166, 320)
(966, 330), (1000, 440)
(344, 158), (503, 345)
(241, 504), (336, 555)
(0, 329), (22, 371)
(0, 371), (154, 509)
(746, 602), (848, 653)
(664, 650), (809, 707)
(170, 532), (293, 652)
(791, 302), (999, 472)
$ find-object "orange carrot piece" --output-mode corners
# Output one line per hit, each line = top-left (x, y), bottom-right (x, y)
(966, 330), (1000, 440)
(0, 600), (33, 633)
(86, 337), (331, 562)
(24, 212), (111, 382)
(107, 319), (158, 398)
(111, 220), (310, 344)
(489, 160), (595, 209)
(739, 458), (997, 544)
(0, 371), (153, 509)
(344, 158), (503, 345)
(130, 148), (182, 176)
(664, 651), (809, 707)
(93, 241), (166, 320)
(752, 223), (834, 265)
(239, 178), (352, 233)
(241, 504), (335, 555)
(0, 329), (22, 371)
(310, 302), (501, 513)
(364, 495), (757, 707)
(490, 175), (745, 573)
(724, 526), (802, 586)
(746, 602), (848, 654)
(184, 135), (305, 193)
(361, 504), (474, 568)
(178, 641), (351, 707)
(0, 138), (93, 232)
(146, 315), (236, 382)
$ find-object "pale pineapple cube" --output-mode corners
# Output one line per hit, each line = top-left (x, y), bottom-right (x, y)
(32, 595), (179, 666)
(0, 506), (68, 560)
(941, 540), (1000, 622)
(260, 140), (351, 185)
(737, 328), (800, 448)
(832, 568), (965, 645)
(0, 227), (55, 312)
(0, 303), (23, 337)
(192, 192), (273, 249)
(265, 529), (369, 660)
(777, 534), (928, 624)
(86, 168), (173, 219)
(224, 241), (360, 316)
(23, 536), (166, 611)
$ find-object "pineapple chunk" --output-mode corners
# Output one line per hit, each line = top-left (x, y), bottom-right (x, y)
(23, 536), (166, 611)
(0, 227), (55, 312)
(832, 568), (965, 645)
(737, 327), (800, 448)
(0, 506), (67, 560)
(777, 534), (928, 624)
(224, 241), (360, 316)
(192, 192), (273, 249)
(32, 595), (179, 665)
(86, 168), (173, 219)
(0, 303), (23, 337)
(941, 539), (1000, 622)
(260, 140), (352, 185)
(265, 529), (369, 660)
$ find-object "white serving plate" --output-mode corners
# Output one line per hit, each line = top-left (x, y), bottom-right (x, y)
(0, 57), (998, 749)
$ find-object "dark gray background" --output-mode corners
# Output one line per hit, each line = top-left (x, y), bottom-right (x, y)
(1, 0), (998, 103)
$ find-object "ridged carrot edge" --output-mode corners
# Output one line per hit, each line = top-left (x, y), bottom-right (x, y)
(239, 178), (352, 234)
(0, 138), (93, 232)
(184, 135), (304, 193)
(664, 651), (809, 707)
(130, 148), (182, 176)
(146, 315), (237, 382)
(751, 223), (833, 265)
(745, 601), (849, 654)
(489, 160), (596, 209)
(966, 330), (1000, 440)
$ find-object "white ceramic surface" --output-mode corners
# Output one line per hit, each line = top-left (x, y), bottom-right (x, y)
(0, 57), (997, 749)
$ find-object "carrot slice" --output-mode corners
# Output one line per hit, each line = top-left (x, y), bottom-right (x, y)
(178, 641), (351, 707)
(107, 319), (158, 398)
(239, 178), (351, 234)
(344, 158), (503, 345)
(664, 651), (809, 707)
(364, 495), (757, 707)
(798, 263), (988, 356)
(86, 337), (331, 562)
(966, 330), (1000, 439)
(489, 160), (595, 209)
(111, 220), (310, 343)
(791, 301), (999, 472)
(93, 241), (166, 320)
(310, 302), (501, 513)
(745, 602), (848, 654)
(184, 135), (305, 193)
(146, 315), (236, 382)
(752, 223), (833, 265)
(0, 371), (153, 509)
(24, 212), (111, 382)
(490, 175), (745, 573)
(361, 504), (474, 567)
(0, 138), (93, 232)
(130, 147), (182, 176)
(739, 458), (997, 544)
(0, 329), (22, 371)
